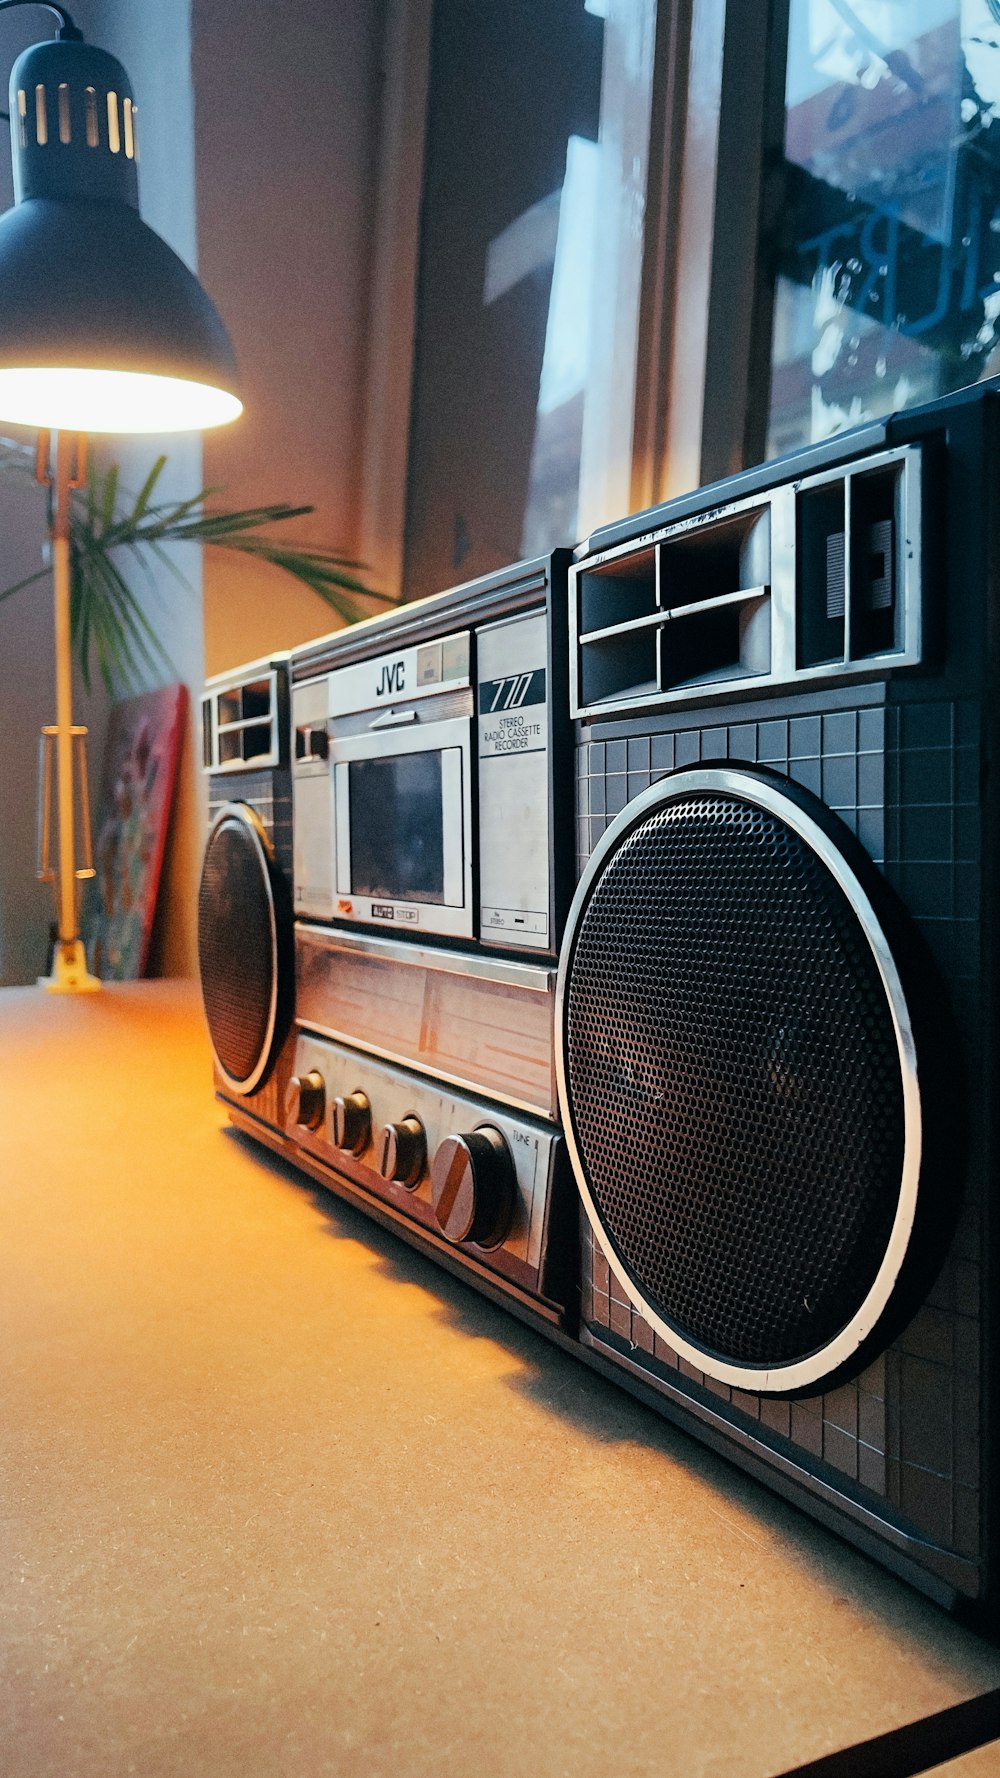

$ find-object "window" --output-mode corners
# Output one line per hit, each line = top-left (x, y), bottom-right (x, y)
(359, 1), (1000, 600)
(767, 0), (1000, 458)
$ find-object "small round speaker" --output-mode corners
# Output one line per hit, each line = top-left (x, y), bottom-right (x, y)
(556, 766), (922, 1395)
(198, 803), (291, 1095)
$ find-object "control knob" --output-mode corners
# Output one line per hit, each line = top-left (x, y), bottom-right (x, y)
(430, 1126), (515, 1248)
(378, 1116), (426, 1188)
(332, 1090), (371, 1155)
(285, 1069), (325, 1131)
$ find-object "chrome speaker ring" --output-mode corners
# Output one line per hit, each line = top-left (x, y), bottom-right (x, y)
(555, 765), (922, 1396)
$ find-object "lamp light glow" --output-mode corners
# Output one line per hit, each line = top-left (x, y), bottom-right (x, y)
(0, 367), (244, 432)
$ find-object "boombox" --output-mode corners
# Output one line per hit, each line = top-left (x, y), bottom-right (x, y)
(200, 382), (1000, 1625)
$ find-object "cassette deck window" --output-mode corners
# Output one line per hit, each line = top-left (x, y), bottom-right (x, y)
(348, 754), (446, 904)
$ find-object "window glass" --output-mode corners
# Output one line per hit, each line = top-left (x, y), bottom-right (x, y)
(767, 0), (1000, 458)
(403, 0), (656, 601)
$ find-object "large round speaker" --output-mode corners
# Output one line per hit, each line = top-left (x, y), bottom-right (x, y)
(556, 766), (922, 1395)
(198, 803), (292, 1096)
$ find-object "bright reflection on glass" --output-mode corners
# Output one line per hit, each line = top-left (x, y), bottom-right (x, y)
(519, 134), (600, 555)
(768, 0), (1000, 457)
(403, 0), (655, 601)
(518, 1), (656, 556)
(0, 367), (242, 432)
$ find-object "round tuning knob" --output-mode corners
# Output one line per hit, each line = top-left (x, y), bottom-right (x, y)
(332, 1090), (371, 1156)
(285, 1069), (326, 1131)
(430, 1126), (515, 1249)
(378, 1116), (426, 1189)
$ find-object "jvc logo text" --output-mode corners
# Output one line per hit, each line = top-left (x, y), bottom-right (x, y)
(377, 660), (406, 697)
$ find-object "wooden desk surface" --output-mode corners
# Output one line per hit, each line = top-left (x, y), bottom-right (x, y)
(1, 981), (999, 1778)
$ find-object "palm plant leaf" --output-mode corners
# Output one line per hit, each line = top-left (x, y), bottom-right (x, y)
(0, 442), (393, 694)
(130, 453), (169, 522)
(0, 563), (50, 605)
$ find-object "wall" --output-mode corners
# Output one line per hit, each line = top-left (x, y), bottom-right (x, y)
(0, 426), (61, 987)
(193, 0), (387, 678)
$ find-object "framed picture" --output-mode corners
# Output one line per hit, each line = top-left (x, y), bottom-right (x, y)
(84, 683), (188, 980)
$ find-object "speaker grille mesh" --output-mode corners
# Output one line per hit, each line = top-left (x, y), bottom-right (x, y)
(199, 811), (276, 1089)
(563, 790), (907, 1371)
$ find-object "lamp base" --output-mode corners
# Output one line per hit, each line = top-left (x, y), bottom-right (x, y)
(40, 937), (101, 994)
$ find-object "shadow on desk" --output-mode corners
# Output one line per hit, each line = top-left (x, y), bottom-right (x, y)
(223, 1126), (1000, 1693)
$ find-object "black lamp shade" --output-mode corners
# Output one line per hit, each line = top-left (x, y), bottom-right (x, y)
(0, 37), (241, 432)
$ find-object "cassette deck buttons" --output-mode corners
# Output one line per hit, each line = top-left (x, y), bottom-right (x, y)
(441, 634), (470, 681)
(416, 642), (442, 686)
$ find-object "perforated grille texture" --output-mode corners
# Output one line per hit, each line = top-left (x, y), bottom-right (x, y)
(563, 788), (908, 1371)
(198, 812), (276, 1088)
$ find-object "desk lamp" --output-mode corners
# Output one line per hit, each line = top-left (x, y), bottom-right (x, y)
(0, 1), (241, 991)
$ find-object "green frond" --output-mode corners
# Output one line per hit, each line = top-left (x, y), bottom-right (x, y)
(129, 454), (168, 522)
(99, 462), (119, 537)
(0, 451), (395, 694)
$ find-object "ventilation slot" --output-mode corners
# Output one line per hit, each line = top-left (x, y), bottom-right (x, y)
(577, 547), (657, 707)
(16, 88), (26, 148)
(34, 84), (47, 146)
(850, 467), (898, 658)
(123, 96), (135, 159)
(574, 508), (772, 713)
(798, 482), (846, 667)
(658, 508), (771, 691)
(106, 90), (120, 153)
(57, 82), (70, 143)
(84, 84), (98, 146)
(826, 532), (846, 620)
(208, 675), (278, 771)
(798, 464), (901, 668)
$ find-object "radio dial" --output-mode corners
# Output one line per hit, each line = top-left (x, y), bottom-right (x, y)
(333, 1090), (371, 1155)
(379, 1116), (426, 1189)
(286, 1070), (326, 1131)
(430, 1127), (515, 1249)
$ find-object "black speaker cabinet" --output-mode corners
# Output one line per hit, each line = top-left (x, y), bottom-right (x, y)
(558, 382), (1000, 1620)
(198, 655), (295, 1131)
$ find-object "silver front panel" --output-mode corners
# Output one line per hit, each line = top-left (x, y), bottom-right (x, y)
(289, 1031), (557, 1274)
(292, 676), (336, 919)
(327, 630), (470, 717)
(295, 924), (558, 1121)
(477, 610), (551, 950)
